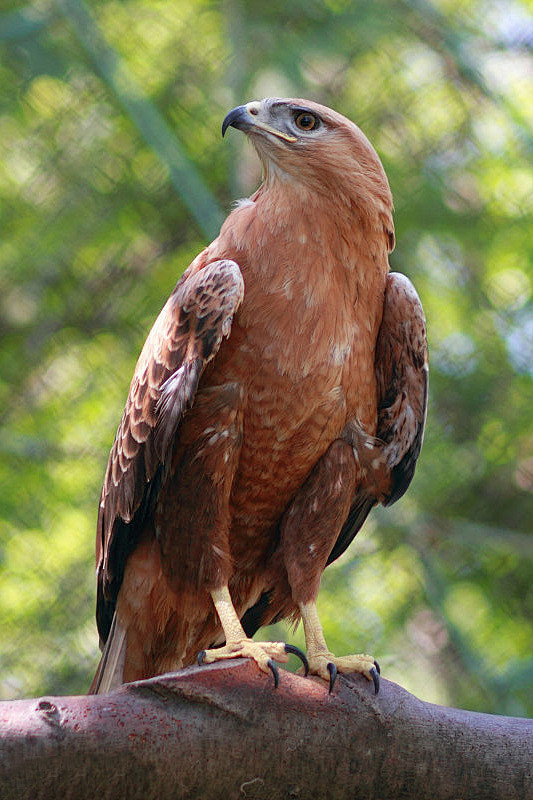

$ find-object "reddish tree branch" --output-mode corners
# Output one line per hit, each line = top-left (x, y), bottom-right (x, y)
(1, 660), (532, 800)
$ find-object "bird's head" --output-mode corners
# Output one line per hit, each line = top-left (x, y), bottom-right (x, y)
(222, 97), (394, 248)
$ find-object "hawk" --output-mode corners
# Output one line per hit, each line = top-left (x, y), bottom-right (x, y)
(90, 98), (428, 695)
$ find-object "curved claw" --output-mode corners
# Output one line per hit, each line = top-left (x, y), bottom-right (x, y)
(197, 650), (206, 667)
(374, 659), (381, 675)
(284, 643), (309, 677)
(267, 658), (280, 689)
(370, 666), (380, 694)
(327, 662), (337, 693)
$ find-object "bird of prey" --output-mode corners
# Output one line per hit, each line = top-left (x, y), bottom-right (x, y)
(90, 97), (428, 695)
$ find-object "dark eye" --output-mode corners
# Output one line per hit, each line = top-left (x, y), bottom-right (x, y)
(295, 112), (318, 131)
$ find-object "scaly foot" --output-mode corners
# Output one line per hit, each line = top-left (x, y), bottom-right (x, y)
(298, 601), (380, 693)
(307, 650), (380, 694)
(197, 639), (308, 687)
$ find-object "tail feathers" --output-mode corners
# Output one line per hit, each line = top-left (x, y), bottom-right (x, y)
(89, 612), (127, 695)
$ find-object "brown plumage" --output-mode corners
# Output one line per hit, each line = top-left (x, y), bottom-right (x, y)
(90, 98), (428, 694)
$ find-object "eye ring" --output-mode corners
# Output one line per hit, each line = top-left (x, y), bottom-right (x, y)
(295, 112), (318, 131)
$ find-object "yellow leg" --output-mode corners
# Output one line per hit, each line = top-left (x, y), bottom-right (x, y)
(211, 585), (248, 643)
(300, 601), (380, 693)
(198, 586), (306, 685)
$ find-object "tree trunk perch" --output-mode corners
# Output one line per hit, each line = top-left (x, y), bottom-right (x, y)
(1, 660), (532, 799)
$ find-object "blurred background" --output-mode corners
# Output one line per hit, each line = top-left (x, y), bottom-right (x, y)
(0, 0), (532, 716)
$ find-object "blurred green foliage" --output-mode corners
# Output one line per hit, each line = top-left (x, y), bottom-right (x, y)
(0, 0), (532, 716)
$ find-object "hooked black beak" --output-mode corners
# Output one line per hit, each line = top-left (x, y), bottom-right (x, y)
(222, 101), (298, 143)
(222, 105), (249, 137)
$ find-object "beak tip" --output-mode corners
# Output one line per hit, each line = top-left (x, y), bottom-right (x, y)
(222, 105), (248, 139)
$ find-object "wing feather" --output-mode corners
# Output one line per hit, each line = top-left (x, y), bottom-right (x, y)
(95, 258), (244, 644)
(375, 272), (428, 506)
(327, 271), (428, 566)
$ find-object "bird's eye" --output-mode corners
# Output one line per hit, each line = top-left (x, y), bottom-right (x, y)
(295, 112), (318, 131)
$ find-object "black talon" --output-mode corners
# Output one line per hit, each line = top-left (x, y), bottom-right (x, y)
(370, 666), (380, 694)
(197, 650), (206, 666)
(327, 662), (337, 693)
(284, 644), (309, 676)
(267, 659), (280, 689)
(373, 659), (381, 675)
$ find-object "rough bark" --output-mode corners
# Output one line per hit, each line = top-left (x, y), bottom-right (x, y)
(1, 660), (532, 800)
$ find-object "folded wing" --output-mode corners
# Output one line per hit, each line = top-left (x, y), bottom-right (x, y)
(327, 272), (428, 565)
(95, 259), (244, 644)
